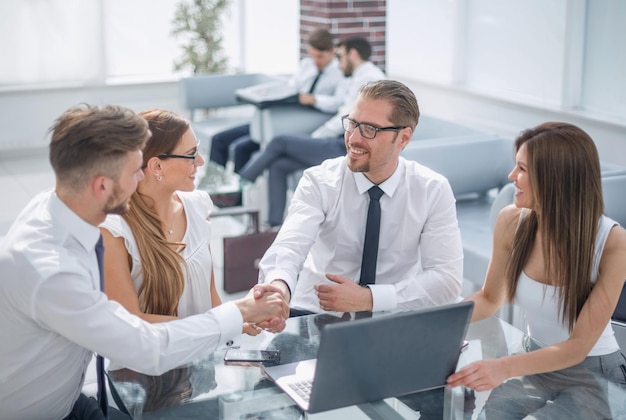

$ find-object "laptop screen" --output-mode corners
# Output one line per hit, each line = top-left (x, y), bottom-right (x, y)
(266, 301), (474, 413)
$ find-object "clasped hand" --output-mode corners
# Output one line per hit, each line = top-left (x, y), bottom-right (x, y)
(244, 283), (289, 334)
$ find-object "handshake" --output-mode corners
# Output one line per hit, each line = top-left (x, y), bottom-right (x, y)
(233, 282), (291, 335)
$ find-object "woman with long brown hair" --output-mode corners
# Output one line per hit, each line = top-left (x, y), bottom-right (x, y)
(100, 109), (260, 335)
(448, 122), (626, 396)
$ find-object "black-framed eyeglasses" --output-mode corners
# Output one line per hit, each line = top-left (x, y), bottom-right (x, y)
(341, 115), (406, 140)
(157, 147), (200, 163)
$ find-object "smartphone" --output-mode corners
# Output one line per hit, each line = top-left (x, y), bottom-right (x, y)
(223, 349), (281, 365)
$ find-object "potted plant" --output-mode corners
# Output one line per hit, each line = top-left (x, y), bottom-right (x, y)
(171, 0), (230, 74)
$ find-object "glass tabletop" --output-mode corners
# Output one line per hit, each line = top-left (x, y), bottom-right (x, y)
(107, 312), (626, 419)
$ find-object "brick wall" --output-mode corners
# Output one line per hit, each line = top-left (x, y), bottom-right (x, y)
(300, 0), (386, 71)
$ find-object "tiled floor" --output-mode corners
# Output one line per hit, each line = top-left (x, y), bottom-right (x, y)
(0, 146), (249, 303)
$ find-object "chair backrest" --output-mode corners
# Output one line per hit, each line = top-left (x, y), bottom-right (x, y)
(602, 175), (626, 227)
(613, 282), (626, 323)
(612, 282), (626, 352)
(490, 173), (626, 231)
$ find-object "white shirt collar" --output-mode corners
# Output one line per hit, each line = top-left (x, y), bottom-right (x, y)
(50, 192), (101, 253)
(352, 158), (405, 198)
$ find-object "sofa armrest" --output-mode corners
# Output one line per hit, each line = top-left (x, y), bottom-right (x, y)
(488, 183), (516, 230)
(602, 174), (626, 227)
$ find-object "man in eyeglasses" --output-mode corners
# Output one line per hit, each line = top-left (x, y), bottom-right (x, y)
(0, 104), (289, 419)
(255, 80), (463, 317)
(239, 36), (386, 228)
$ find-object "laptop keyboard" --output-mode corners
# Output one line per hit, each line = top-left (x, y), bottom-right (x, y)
(287, 379), (313, 402)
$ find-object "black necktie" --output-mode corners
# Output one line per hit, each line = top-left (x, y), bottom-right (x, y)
(308, 71), (322, 94)
(359, 186), (384, 285)
(94, 235), (109, 418)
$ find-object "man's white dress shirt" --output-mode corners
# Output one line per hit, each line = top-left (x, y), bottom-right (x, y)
(312, 61), (386, 139)
(0, 191), (242, 419)
(258, 156), (463, 313)
(289, 57), (344, 112)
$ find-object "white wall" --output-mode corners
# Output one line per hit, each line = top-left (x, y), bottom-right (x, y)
(387, 0), (626, 166)
(398, 79), (626, 167)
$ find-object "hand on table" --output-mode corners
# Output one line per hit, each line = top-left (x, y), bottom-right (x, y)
(446, 359), (508, 391)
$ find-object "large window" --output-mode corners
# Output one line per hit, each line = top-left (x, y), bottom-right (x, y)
(463, 0), (567, 106)
(104, 0), (182, 82)
(0, 1), (102, 86)
(0, 0), (299, 88)
(387, 0), (626, 123)
(582, 0), (626, 120)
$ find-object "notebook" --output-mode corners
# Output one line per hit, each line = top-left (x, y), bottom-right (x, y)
(264, 301), (474, 413)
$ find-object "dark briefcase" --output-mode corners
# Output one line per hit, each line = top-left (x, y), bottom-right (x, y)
(214, 207), (278, 294)
(223, 230), (278, 293)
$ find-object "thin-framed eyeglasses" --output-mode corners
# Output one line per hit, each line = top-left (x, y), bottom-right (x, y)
(341, 115), (406, 140)
(157, 145), (200, 164)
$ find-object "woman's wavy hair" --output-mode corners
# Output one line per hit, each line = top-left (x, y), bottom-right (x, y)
(123, 109), (190, 316)
(506, 122), (603, 331)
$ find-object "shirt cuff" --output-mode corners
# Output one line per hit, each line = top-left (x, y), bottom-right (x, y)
(368, 284), (397, 312)
(265, 270), (296, 297)
(211, 301), (243, 344)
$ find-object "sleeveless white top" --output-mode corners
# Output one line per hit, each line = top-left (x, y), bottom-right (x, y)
(101, 190), (215, 318)
(515, 214), (619, 356)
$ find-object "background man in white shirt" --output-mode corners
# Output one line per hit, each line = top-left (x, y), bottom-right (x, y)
(0, 104), (288, 420)
(208, 28), (343, 176)
(256, 80), (463, 315)
(239, 36), (386, 227)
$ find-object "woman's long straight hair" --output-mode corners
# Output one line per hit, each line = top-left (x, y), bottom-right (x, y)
(123, 109), (190, 316)
(506, 122), (604, 332)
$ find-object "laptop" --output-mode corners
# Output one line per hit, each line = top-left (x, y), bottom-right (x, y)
(264, 301), (474, 413)
(235, 81), (299, 107)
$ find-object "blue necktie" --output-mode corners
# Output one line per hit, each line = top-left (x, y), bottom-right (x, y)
(94, 235), (109, 418)
(359, 186), (384, 285)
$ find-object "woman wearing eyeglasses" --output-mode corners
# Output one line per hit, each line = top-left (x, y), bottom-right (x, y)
(100, 109), (261, 335)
